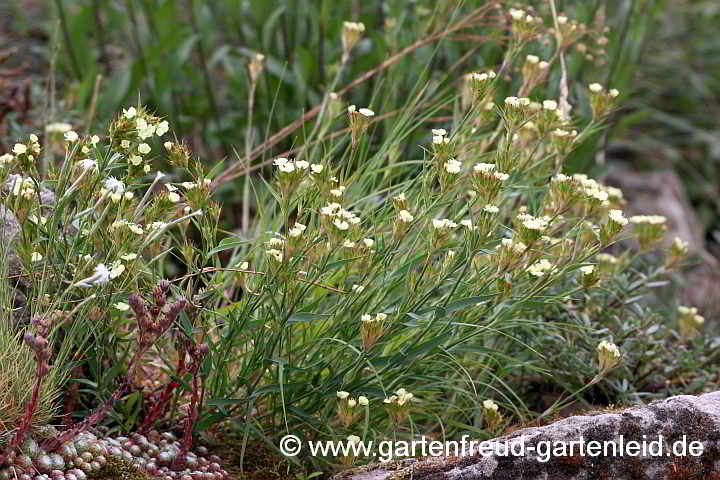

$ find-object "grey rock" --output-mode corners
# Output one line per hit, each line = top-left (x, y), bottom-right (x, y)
(334, 391), (720, 480)
(606, 167), (720, 318)
(0, 176), (56, 326)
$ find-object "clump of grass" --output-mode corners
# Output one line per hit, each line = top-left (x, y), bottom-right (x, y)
(0, 319), (61, 433)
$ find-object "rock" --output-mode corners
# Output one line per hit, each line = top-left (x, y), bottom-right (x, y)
(0, 176), (56, 326)
(605, 167), (705, 254)
(605, 166), (720, 317)
(333, 391), (720, 480)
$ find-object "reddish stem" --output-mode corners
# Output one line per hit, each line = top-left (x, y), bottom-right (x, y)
(139, 353), (187, 434)
(2, 360), (48, 462)
(171, 359), (203, 470)
(42, 376), (131, 452)
(42, 345), (147, 452)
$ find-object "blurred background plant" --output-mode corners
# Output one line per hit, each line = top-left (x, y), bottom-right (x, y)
(2, 0), (717, 254)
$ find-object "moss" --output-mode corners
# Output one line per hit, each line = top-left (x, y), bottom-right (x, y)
(93, 456), (153, 480)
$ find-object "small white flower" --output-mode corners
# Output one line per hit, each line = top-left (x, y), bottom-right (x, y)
(266, 248), (284, 262)
(310, 163), (324, 174)
(78, 159), (98, 171)
(527, 259), (555, 277)
(31, 251), (43, 262)
(114, 302), (130, 311)
(580, 265), (595, 276)
(120, 253), (138, 261)
(443, 159), (462, 174)
(471, 70), (496, 82)
(90, 135), (100, 145)
(120, 140), (131, 149)
(398, 210), (414, 223)
(629, 215), (667, 225)
(526, 54), (540, 64)
(358, 396), (369, 406)
(129, 155), (143, 166)
(288, 222), (307, 238)
(333, 219), (349, 231)
(330, 186), (346, 197)
(123, 106), (137, 119)
(483, 399), (499, 412)
(589, 83), (603, 93)
(362, 238), (374, 248)
(542, 100), (558, 111)
(168, 192), (181, 203)
(358, 108), (375, 117)
(337, 391), (350, 400)
(473, 162), (496, 173)
(431, 128), (447, 136)
(608, 209), (628, 226)
(519, 214), (549, 231)
(46, 122), (72, 133)
(13, 143), (27, 155)
(75, 263), (112, 287)
(136, 118), (156, 139)
(104, 177), (125, 194)
(597, 340), (620, 357)
(150, 221), (168, 230)
(109, 261), (125, 279)
(64, 131), (79, 142)
(509, 8), (525, 20)
(295, 160), (310, 170)
(138, 143), (152, 154)
(0, 153), (14, 164)
(29, 215), (47, 225)
(266, 237), (284, 248)
(504, 96), (520, 107)
(155, 120), (170, 136)
(432, 218), (457, 230)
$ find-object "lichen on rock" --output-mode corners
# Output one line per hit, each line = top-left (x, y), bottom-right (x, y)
(334, 391), (720, 480)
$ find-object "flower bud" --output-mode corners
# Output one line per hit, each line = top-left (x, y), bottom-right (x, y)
(341, 21), (365, 61)
(596, 340), (621, 372)
(248, 53), (265, 84)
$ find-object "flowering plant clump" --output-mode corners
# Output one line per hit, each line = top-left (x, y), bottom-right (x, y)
(0, 109), (223, 474)
(176, 6), (703, 464)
